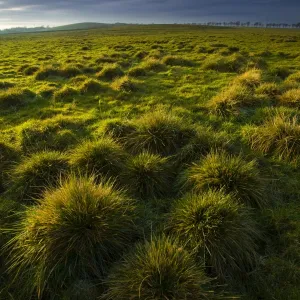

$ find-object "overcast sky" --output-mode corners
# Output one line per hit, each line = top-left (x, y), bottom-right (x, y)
(0, 0), (299, 29)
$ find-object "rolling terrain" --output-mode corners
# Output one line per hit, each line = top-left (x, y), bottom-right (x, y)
(0, 25), (300, 299)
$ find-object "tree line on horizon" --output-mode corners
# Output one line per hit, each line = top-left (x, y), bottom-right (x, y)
(0, 21), (299, 34)
(202, 21), (300, 28)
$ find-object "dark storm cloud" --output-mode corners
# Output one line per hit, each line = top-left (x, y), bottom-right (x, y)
(0, 0), (299, 27)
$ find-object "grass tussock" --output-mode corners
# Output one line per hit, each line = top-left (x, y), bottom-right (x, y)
(23, 65), (39, 76)
(242, 113), (300, 161)
(255, 82), (281, 98)
(0, 141), (19, 193)
(0, 81), (15, 90)
(6, 176), (136, 298)
(35, 65), (82, 80)
(11, 151), (69, 202)
(80, 78), (104, 94)
(127, 108), (194, 156)
(234, 69), (262, 88)
(95, 55), (116, 64)
(124, 152), (171, 200)
(38, 85), (56, 98)
(175, 127), (229, 165)
(19, 119), (80, 152)
(103, 236), (214, 300)
(141, 58), (166, 72)
(0, 87), (35, 109)
(285, 71), (300, 84)
(69, 138), (127, 179)
(181, 151), (265, 208)
(162, 55), (194, 66)
(96, 64), (124, 80)
(202, 53), (247, 72)
(167, 190), (260, 279)
(127, 66), (147, 77)
(269, 66), (291, 79)
(208, 84), (255, 117)
(53, 85), (78, 102)
(111, 75), (138, 92)
(103, 119), (137, 141)
(279, 89), (300, 106)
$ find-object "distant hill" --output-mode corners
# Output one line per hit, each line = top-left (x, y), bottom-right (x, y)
(51, 22), (119, 31)
(0, 22), (128, 34)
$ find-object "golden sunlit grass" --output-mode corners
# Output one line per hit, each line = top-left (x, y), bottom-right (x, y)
(242, 113), (300, 161)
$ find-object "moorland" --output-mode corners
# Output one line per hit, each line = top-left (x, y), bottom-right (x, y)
(0, 25), (300, 299)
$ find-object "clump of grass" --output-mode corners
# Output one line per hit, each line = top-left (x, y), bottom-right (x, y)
(11, 151), (69, 202)
(35, 65), (61, 80)
(69, 138), (127, 179)
(134, 50), (148, 59)
(127, 108), (194, 156)
(111, 75), (138, 92)
(103, 236), (214, 300)
(142, 58), (166, 72)
(285, 71), (300, 84)
(19, 120), (80, 152)
(162, 55), (194, 66)
(53, 85), (78, 102)
(96, 64), (124, 81)
(241, 114), (300, 161)
(202, 53), (247, 72)
(175, 127), (229, 165)
(0, 81), (15, 90)
(279, 89), (300, 106)
(23, 65), (39, 76)
(248, 56), (268, 70)
(103, 119), (137, 141)
(255, 83), (281, 98)
(181, 151), (265, 208)
(147, 49), (163, 59)
(269, 66), (291, 80)
(95, 55), (115, 64)
(59, 64), (82, 78)
(124, 152), (171, 200)
(80, 78), (104, 94)
(62, 279), (100, 300)
(0, 141), (19, 193)
(6, 176), (136, 298)
(38, 84), (56, 98)
(228, 46), (240, 52)
(234, 69), (262, 88)
(35, 65), (82, 80)
(0, 87), (35, 109)
(167, 191), (260, 279)
(208, 84), (255, 117)
(127, 66), (147, 77)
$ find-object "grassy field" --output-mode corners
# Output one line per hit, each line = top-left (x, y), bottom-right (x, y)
(0, 25), (300, 299)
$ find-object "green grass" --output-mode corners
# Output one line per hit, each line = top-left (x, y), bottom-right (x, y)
(0, 87), (35, 109)
(167, 190), (260, 280)
(180, 151), (266, 208)
(0, 25), (300, 300)
(124, 151), (171, 200)
(103, 236), (215, 300)
(10, 151), (69, 202)
(242, 113), (300, 162)
(126, 107), (195, 156)
(69, 137), (127, 180)
(96, 63), (124, 80)
(5, 176), (136, 299)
